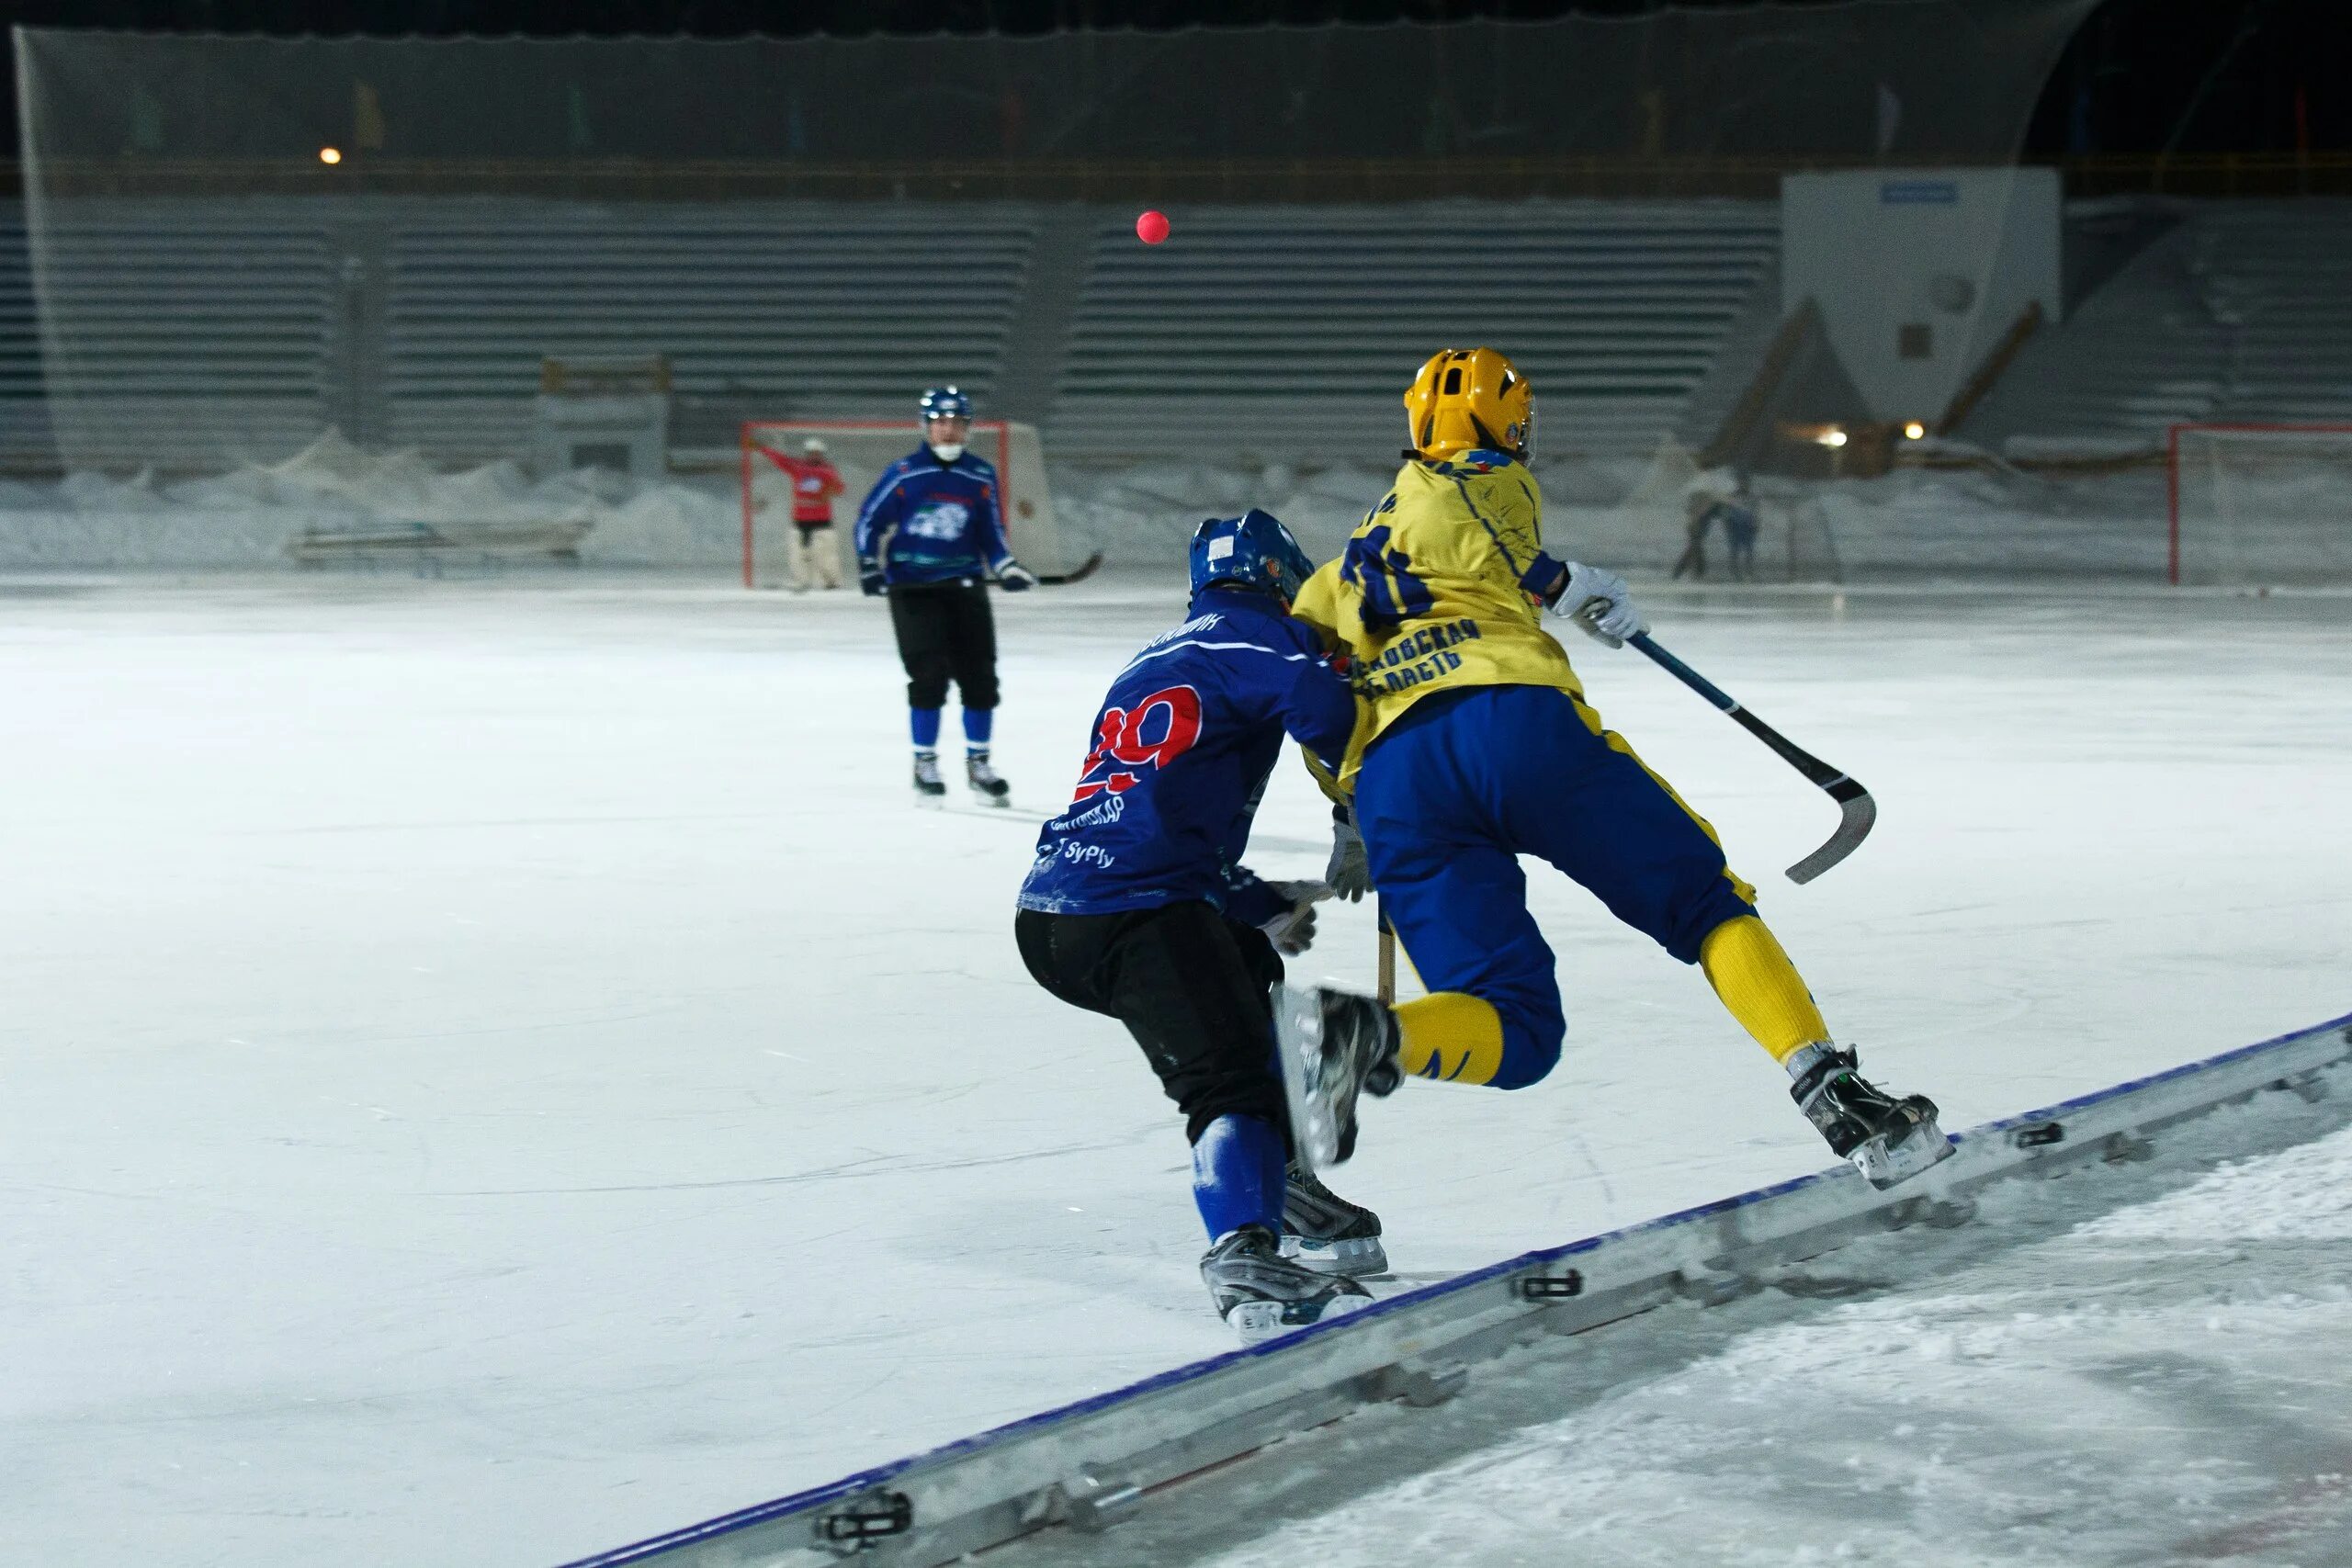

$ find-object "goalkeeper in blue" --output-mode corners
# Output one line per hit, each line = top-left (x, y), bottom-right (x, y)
(1288, 347), (1947, 1191)
(1014, 511), (1400, 1343)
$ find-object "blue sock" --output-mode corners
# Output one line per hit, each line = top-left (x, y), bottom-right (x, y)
(963, 707), (994, 750)
(1191, 1113), (1285, 1241)
(910, 707), (943, 750)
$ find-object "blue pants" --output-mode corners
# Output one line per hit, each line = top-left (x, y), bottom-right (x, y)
(1353, 684), (1757, 1089)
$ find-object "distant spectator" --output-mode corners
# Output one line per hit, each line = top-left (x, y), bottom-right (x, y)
(1671, 490), (1717, 581)
(1675, 473), (1763, 583)
(1721, 473), (1762, 581)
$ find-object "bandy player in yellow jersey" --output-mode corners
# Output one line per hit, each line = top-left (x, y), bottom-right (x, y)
(1282, 347), (1948, 1190)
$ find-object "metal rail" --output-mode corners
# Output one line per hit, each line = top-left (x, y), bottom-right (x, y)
(559, 1010), (2352, 1568)
(19, 153), (2352, 203)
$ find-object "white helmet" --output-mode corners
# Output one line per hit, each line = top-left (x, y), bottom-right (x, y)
(803, 437), (827, 456)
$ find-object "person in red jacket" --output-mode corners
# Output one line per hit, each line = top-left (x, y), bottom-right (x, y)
(757, 436), (847, 591)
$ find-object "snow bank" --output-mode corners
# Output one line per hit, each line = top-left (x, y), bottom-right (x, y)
(1048, 458), (1402, 567)
(0, 432), (2291, 584)
(0, 431), (739, 570)
(1051, 452), (2184, 583)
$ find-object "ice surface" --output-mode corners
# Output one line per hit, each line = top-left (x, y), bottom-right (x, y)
(1, 572), (2346, 1565)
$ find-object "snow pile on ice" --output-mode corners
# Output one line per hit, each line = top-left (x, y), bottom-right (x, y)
(1049, 458), (1403, 567)
(1048, 448), (2188, 583)
(0, 429), (2330, 583)
(0, 430), (739, 570)
(1694, 463), (2176, 581)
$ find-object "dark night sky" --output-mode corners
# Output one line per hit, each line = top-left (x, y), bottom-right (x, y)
(0, 0), (2336, 159)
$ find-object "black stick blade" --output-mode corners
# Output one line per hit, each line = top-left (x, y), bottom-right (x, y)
(1038, 550), (1105, 586)
(1785, 779), (1875, 886)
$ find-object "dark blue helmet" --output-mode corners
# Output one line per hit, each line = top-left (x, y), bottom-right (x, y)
(919, 385), (973, 421)
(1189, 509), (1315, 603)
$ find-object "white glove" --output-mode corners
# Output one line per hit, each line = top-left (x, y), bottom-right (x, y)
(1546, 559), (1647, 647)
(997, 560), (1038, 592)
(1325, 816), (1371, 903)
(1259, 880), (1333, 956)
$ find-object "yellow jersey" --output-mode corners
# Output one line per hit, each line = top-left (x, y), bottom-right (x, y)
(1293, 450), (1583, 787)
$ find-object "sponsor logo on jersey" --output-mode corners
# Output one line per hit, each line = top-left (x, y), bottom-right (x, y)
(1042, 792), (1128, 836)
(904, 500), (972, 540)
(1360, 616), (1484, 694)
(1367, 616), (1483, 671)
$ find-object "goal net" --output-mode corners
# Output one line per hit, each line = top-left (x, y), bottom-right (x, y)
(2168, 424), (2352, 587)
(741, 420), (1068, 590)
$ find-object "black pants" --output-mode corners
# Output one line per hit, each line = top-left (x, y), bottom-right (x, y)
(1015, 902), (1288, 1147)
(888, 580), (999, 711)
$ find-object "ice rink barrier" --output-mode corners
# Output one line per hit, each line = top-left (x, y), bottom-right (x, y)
(558, 1010), (2352, 1568)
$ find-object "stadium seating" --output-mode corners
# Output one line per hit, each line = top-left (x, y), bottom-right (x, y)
(380, 203), (1036, 457)
(0, 207), (339, 470)
(0, 218), (47, 456)
(1962, 198), (2352, 455)
(2194, 202), (2352, 426)
(1047, 203), (1779, 461)
(31, 194), (2352, 477)
(0, 197), (1779, 474)
(0, 199), (1039, 469)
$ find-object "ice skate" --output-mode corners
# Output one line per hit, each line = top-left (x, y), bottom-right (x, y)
(1789, 1043), (1951, 1190)
(911, 750), (946, 800)
(1272, 983), (1402, 1171)
(966, 750), (1011, 807)
(1201, 1224), (1371, 1344)
(1282, 1161), (1386, 1277)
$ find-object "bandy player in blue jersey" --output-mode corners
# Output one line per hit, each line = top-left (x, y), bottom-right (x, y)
(854, 386), (1039, 805)
(1014, 512), (1400, 1342)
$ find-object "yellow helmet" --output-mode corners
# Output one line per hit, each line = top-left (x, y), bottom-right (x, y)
(1402, 347), (1532, 462)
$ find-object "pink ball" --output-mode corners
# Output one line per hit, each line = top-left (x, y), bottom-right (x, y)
(1136, 209), (1170, 245)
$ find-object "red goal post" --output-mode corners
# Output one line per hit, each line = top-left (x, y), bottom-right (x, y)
(2166, 422), (2352, 588)
(741, 419), (1065, 590)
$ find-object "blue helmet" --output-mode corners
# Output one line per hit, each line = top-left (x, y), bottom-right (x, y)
(1189, 509), (1315, 603)
(919, 385), (973, 421)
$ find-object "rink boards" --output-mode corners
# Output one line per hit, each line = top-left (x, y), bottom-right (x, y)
(558, 1010), (2352, 1568)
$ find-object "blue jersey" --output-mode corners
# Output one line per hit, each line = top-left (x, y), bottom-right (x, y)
(854, 446), (1012, 586)
(1706, 499), (1761, 546)
(1017, 588), (1357, 921)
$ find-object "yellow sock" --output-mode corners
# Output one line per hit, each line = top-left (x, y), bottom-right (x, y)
(1395, 991), (1506, 1085)
(1700, 915), (1830, 1065)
